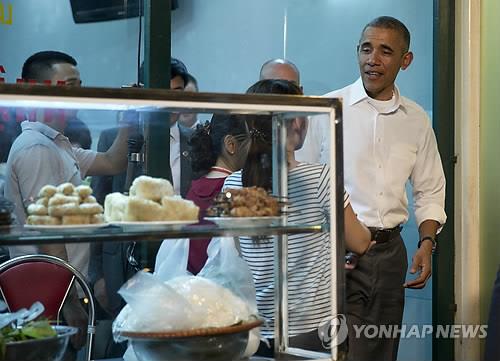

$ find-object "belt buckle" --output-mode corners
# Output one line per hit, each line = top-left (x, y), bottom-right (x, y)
(377, 231), (389, 243)
(370, 228), (384, 242)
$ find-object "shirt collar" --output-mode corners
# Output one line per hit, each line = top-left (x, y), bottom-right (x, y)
(348, 77), (408, 114)
(170, 121), (180, 142)
(21, 120), (62, 140)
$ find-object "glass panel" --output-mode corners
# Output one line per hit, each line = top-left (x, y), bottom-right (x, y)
(0, 86), (341, 360)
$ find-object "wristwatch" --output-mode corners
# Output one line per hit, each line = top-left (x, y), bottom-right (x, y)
(418, 236), (437, 253)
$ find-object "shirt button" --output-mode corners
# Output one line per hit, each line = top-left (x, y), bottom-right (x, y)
(378, 164), (382, 169)
(377, 138), (381, 143)
(379, 192), (383, 196)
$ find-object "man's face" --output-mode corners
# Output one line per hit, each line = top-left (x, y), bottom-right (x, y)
(49, 63), (81, 86)
(357, 26), (413, 100)
(44, 62), (81, 132)
(184, 81), (197, 93)
(170, 75), (185, 91)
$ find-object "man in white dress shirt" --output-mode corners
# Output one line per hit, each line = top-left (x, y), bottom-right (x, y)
(299, 17), (446, 360)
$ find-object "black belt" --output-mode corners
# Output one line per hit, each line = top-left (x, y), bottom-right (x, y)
(368, 226), (402, 244)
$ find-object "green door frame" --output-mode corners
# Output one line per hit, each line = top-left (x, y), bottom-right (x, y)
(141, 0), (172, 267)
(432, 0), (455, 360)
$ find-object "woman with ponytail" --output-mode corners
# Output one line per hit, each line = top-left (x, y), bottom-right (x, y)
(224, 79), (371, 355)
(185, 114), (250, 274)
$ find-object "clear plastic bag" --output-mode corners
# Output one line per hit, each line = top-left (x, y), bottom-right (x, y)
(112, 237), (259, 341)
(199, 237), (257, 314)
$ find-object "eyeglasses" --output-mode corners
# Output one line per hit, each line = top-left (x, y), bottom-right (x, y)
(126, 242), (142, 272)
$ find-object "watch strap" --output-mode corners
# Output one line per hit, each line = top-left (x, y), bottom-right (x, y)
(418, 236), (437, 252)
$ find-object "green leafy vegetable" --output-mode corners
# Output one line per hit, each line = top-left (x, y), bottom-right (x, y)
(0, 320), (57, 360)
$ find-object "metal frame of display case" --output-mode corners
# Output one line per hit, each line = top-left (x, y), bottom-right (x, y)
(0, 83), (344, 360)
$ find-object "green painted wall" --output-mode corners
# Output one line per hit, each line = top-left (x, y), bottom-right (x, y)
(480, 0), (500, 341)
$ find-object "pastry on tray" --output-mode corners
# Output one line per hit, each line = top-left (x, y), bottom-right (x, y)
(104, 175), (199, 222)
(26, 182), (105, 226)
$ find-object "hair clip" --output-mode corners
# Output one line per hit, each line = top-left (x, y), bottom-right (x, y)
(196, 121), (211, 136)
(250, 128), (267, 141)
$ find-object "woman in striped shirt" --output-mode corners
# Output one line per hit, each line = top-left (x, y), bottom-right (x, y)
(224, 79), (371, 355)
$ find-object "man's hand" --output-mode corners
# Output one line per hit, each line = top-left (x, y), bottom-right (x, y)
(404, 240), (433, 289)
(344, 241), (376, 270)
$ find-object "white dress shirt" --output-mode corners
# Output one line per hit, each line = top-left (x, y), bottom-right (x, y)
(170, 123), (181, 195)
(299, 78), (446, 229)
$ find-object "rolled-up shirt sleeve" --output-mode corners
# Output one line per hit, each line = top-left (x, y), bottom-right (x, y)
(73, 147), (97, 179)
(411, 122), (447, 230)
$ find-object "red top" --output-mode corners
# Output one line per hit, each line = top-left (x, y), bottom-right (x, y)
(186, 176), (226, 274)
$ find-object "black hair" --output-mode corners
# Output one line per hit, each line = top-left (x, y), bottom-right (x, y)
(170, 58), (189, 87)
(189, 114), (248, 179)
(21, 51), (77, 82)
(242, 79), (303, 190)
(138, 57), (189, 87)
(65, 118), (92, 150)
(362, 16), (411, 53)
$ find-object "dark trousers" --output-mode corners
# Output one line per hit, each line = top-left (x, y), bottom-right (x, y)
(485, 265), (500, 361)
(346, 234), (407, 361)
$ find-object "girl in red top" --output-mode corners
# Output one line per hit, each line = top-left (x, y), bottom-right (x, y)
(186, 114), (250, 273)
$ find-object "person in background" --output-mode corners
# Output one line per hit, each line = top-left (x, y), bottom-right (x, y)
(184, 115), (250, 274)
(91, 58), (192, 201)
(259, 58), (360, 269)
(88, 57), (194, 359)
(224, 79), (371, 356)
(178, 73), (200, 129)
(3, 50), (130, 355)
(298, 17), (446, 361)
(259, 59), (326, 168)
(65, 117), (92, 150)
(0, 110), (21, 196)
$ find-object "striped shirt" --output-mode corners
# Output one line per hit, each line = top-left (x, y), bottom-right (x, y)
(223, 163), (349, 338)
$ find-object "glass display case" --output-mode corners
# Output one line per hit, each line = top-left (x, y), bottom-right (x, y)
(0, 83), (345, 361)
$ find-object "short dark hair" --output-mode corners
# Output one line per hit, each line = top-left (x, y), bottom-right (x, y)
(171, 58), (189, 86)
(21, 51), (77, 82)
(138, 57), (189, 87)
(64, 118), (92, 150)
(361, 16), (411, 53)
(246, 79), (302, 96)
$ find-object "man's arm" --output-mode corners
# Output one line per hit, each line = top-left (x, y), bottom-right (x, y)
(406, 120), (446, 289)
(404, 219), (440, 289)
(410, 120), (447, 230)
(87, 125), (128, 176)
(90, 128), (117, 204)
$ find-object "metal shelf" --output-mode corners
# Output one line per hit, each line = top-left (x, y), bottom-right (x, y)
(0, 223), (325, 246)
